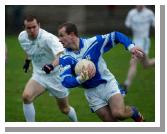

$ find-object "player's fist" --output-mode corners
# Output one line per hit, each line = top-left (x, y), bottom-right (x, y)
(131, 47), (145, 59)
(23, 59), (31, 73)
(42, 64), (54, 74)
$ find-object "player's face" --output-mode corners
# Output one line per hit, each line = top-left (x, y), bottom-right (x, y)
(58, 27), (73, 48)
(24, 19), (40, 39)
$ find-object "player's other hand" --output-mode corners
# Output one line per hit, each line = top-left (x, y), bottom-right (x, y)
(130, 46), (145, 59)
(23, 59), (31, 73)
(42, 64), (54, 74)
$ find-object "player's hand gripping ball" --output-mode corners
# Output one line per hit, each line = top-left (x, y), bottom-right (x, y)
(75, 59), (96, 81)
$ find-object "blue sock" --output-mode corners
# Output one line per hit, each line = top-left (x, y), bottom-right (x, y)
(131, 106), (140, 119)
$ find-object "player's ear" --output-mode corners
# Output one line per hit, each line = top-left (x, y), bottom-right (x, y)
(38, 23), (40, 27)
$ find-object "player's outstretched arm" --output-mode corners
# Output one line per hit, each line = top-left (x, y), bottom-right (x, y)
(42, 51), (63, 74)
(114, 31), (134, 49)
(52, 51), (63, 67)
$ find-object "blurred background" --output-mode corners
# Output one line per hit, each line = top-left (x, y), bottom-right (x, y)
(6, 5), (155, 35)
(5, 5), (155, 122)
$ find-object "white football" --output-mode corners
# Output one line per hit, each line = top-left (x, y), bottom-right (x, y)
(75, 59), (96, 76)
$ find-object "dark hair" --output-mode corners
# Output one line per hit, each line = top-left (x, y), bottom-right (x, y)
(58, 22), (78, 37)
(24, 15), (40, 24)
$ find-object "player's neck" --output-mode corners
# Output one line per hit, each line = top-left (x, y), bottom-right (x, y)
(28, 31), (39, 41)
(71, 38), (80, 51)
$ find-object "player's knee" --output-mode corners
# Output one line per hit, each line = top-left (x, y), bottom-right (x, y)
(103, 116), (116, 122)
(98, 112), (113, 122)
(60, 107), (70, 115)
(22, 92), (33, 103)
(112, 109), (124, 119)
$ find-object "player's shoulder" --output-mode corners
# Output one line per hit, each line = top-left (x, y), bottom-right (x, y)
(18, 30), (27, 41)
(60, 54), (73, 60)
(40, 29), (53, 37)
(82, 35), (101, 44)
(79, 36), (95, 48)
(40, 28), (58, 40)
(127, 8), (137, 16)
(144, 8), (154, 15)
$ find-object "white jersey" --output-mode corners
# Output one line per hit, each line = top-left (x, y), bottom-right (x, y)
(18, 28), (64, 75)
(125, 7), (155, 38)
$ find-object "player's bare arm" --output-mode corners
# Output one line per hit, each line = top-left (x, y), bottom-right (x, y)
(52, 51), (64, 67)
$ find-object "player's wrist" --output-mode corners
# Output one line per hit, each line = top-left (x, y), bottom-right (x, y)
(25, 59), (31, 63)
(42, 64), (54, 74)
(76, 75), (85, 84)
(128, 44), (135, 51)
(48, 64), (54, 70)
(23, 59), (31, 73)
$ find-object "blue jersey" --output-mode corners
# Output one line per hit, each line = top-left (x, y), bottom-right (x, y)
(59, 31), (134, 89)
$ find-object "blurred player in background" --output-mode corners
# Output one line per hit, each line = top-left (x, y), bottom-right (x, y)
(123, 5), (155, 90)
(43, 22), (145, 122)
(18, 16), (77, 122)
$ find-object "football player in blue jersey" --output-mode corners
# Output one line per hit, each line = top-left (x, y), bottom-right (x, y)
(43, 22), (145, 122)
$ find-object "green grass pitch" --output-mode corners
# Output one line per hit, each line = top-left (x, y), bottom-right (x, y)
(5, 35), (155, 122)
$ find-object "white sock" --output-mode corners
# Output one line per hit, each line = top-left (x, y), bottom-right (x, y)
(67, 106), (78, 122)
(23, 103), (35, 122)
(124, 79), (130, 87)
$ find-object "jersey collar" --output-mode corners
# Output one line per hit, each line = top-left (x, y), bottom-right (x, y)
(66, 38), (84, 54)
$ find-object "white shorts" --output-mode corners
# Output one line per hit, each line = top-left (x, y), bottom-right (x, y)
(84, 79), (120, 112)
(31, 73), (69, 98)
(133, 37), (150, 55)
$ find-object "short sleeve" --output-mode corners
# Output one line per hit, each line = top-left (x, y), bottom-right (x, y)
(46, 34), (64, 56)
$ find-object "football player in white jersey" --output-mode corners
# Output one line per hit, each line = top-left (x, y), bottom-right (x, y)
(18, 16), (78, 122)
(43, 22), (145, 122)
(123, 5), (155, 90)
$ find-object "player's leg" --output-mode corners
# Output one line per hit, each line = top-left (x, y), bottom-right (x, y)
(56, 96), (78, 122)
(123, 57), (138, 89)
(95, 105), (117, 121)
(22, 79), (45, 122)
(45, 74), (78, 122)
(140, 38), (155, 68)
(84, 82), (118, 122)
(109, 93), (144, 121)
(123, 38), (145, 89)
(140, 55), (155, 68)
